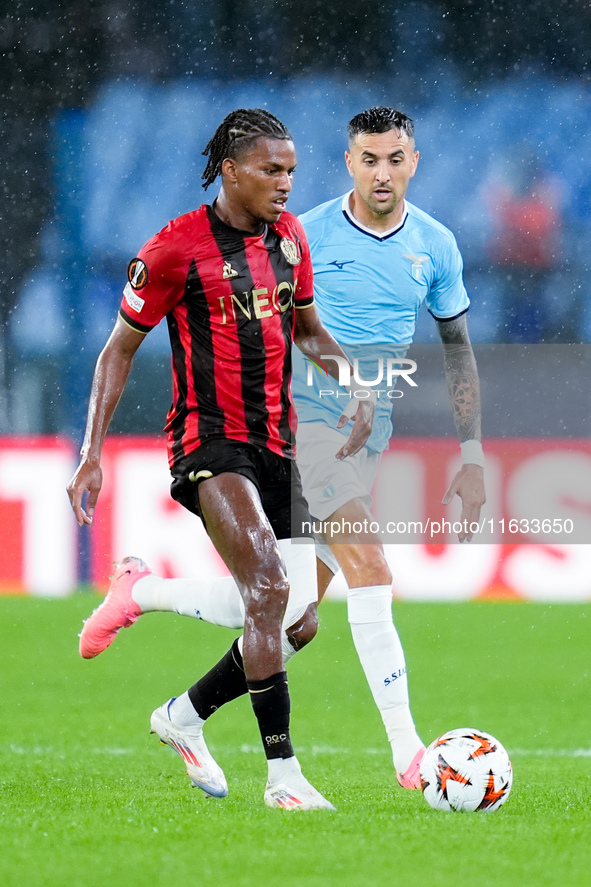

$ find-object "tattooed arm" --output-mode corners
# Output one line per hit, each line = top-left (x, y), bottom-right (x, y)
(436, 313), (486, 541)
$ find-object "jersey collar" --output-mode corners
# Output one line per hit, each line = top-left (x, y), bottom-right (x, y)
(341, 191), (408, 241)
(208, 201), (267, 239)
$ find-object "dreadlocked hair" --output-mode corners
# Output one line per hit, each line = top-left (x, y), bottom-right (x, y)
(201, 108), (292, 189)
(347, 107), (414, 142)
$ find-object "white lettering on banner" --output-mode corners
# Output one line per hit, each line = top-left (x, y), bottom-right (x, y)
(382, 451), (499, 599)
(334, 451), (500, 601)
(385, 543), (501, 601)
(0, 450), (76, 596)
(373, 452), (424, 540)
(503, 543), (591, 602)
(502, 451), (591, 601)
(323, 452), (500, 600)
(507, 451), (591, 537)
(112, 451), (224, 581)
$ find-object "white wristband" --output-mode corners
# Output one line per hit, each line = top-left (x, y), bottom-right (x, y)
(460, 439), (485, 468)
(344, 381), (377, 406)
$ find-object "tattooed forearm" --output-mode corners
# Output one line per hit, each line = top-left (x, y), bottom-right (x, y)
(444, 347), (481, 441)
(437, 314), (482, 442)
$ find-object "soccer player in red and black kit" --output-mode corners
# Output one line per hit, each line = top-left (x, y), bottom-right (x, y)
(67, 109), (374, 810)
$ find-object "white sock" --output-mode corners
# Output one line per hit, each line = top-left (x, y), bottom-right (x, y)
(168, 691), (205, 730)
(347, 585), (423, 774)
(133, 538), (312, 653)
(132, 573), (245, 628)
(267, 754), (301, 784)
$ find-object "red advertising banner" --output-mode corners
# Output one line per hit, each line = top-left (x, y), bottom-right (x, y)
(0, 436), (589, 600)
(373, 439), (591, 602)
(89, 436), (229, 590)
(0, 437), (77, 595)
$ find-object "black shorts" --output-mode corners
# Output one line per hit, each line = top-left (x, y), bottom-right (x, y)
(170, 439), (312, 540)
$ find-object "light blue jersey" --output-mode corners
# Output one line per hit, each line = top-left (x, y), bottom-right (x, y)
(292, 192), (470, 452)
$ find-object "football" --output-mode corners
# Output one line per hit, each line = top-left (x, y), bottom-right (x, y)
(419, 728), (513, 812)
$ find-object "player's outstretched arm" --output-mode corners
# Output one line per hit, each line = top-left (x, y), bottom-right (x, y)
(67, 317), (146, 526)
(294, 304), (374, 459)
(437, 314), (486, 541)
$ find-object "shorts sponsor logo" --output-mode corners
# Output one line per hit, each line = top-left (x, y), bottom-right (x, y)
(123, 282), (145, 313)
(188, 469), (213, 482)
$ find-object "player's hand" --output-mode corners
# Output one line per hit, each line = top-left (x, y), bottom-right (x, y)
(335, 397), (375, 459)
(442, 464), (486, 542)
(66, 457), (103, 527)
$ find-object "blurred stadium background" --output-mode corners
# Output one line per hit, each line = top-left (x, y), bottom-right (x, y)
(1, 0), (591, 597)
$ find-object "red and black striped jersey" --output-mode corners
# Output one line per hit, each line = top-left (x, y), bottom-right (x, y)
(119, 204), (314, 467)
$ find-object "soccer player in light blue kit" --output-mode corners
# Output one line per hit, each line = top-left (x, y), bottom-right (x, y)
(78, 107), (485, 795)
(291, 107), (485, 788)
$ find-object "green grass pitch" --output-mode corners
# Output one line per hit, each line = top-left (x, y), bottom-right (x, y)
(0, 595), (589, 887)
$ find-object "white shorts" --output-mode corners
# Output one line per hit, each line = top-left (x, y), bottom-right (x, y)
(296, 421), (382, 575)
(277, 537), (318, 628)
(296, 421), (381, 520)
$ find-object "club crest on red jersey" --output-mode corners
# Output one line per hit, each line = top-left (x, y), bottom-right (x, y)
(280, 237), (301, 266)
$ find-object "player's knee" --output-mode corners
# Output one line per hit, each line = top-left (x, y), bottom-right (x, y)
(346, 548), (391, 587)
(243, 570), (290, 623)
(375, 559), (392, 585)
(286, 603), (318, 651)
